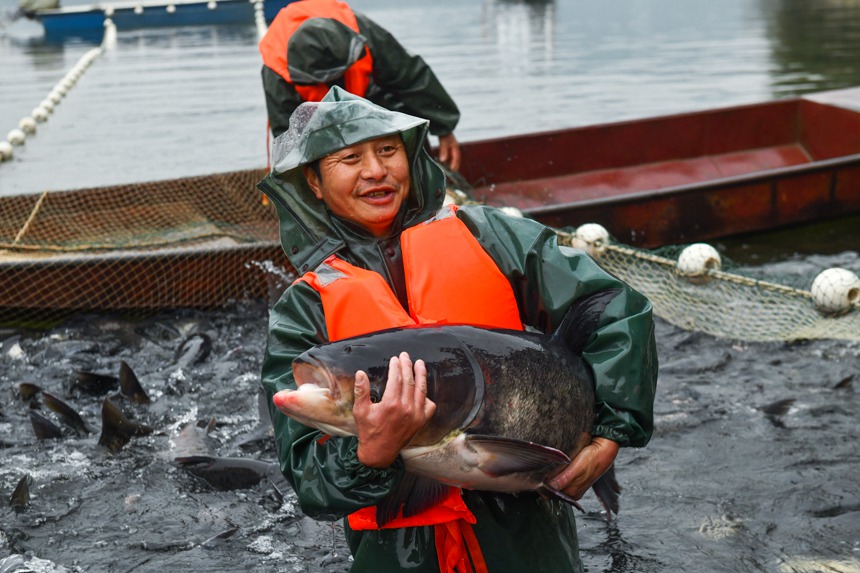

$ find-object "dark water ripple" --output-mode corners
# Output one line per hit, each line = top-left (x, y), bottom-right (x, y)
(1, 252), (859, 572)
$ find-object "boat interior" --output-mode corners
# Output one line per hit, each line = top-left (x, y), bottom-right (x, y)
(461, 93), (860, 210)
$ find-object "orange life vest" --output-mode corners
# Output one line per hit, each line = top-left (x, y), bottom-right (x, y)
(258, 0), (374, 102)
(297, 205), (522, 572)
(299, 205), (523, 339)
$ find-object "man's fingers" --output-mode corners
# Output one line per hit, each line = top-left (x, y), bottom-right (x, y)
(448, 145), (461, 172)
(400, 352), (415, 384)
(353, 370), (369, 415)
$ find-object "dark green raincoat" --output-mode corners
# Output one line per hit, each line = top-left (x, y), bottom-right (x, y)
(261, 8), (460, 138)
(258, 87), (658, 572)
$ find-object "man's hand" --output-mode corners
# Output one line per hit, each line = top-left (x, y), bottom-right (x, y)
(353, 352), (436, 468)
(437, 132), (461, 172)
(547, 437), (619, 500)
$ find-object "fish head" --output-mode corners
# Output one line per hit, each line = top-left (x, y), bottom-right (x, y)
(272, 362), (356, 438)
(273, 338), (395, 437)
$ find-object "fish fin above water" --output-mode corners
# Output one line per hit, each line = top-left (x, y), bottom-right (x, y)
(41, 390), (93, 435)
(465, 435), (570, 476)
(591, 464), (621, 517)
(757, 397), (796, 417)
(9, 474), (33, 512)
(98, 398), (154, 453)
(376, 472), (451, 528)
(119, 360), (151, 404)
(554, 288), (622, 355)
(28, 410), (63, 440)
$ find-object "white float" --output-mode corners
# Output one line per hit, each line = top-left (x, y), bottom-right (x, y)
(32, 107), (49, 122)
(810, 268), (860, 315)
(677, 243), (721, 277)
(18, 118), (37, 134)
(0, 141), (13, 161)
(571, 223), (610, 257)
(7, 129), (26, 146)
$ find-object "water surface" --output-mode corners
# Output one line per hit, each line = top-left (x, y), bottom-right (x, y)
(3, 0), (860, 195)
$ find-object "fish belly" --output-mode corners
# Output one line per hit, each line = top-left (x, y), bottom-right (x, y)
(401, 433), (543, 493)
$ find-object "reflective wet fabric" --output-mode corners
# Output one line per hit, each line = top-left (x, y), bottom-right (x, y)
(257, 88), (658, 572)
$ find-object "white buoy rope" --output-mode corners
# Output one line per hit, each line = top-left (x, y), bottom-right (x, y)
(0, 19), (115, 164)
(254, 0), (268, 41)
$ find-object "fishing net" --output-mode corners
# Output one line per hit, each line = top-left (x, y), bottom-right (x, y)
(1, 168), (858, 341)
(554, 226), (860, 343)
(0, 168), (293, 326)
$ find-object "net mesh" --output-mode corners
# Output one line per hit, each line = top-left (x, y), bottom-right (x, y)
(0, 168), (293, 326)
(1, 169), (857, 341)
(554, 229), (860, 342)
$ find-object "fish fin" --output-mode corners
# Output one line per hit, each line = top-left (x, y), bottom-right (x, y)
(466, 435), (570, 476)
(28, 410), (64, 440)
(591, 464), (621, 517)
(376, 473), (451, 527)
(402, 476), (452, 518)
(10, 474), (33, 511)
(554, 288), (622, 355)
(119, 360), (151, 404)
(537, 484), (585, 512)
(41, 390), (93, 435)
(98, 398), (154, 453)
(757, 397), (795, 417)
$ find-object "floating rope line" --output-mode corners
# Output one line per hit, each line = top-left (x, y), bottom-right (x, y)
(253, 0), (267, 41)
(0, 18), (116, 164)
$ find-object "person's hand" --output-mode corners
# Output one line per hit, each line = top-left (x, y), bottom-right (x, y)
(437, 132), (461, 172)
(353, 352), (436, 468)
(547, 437), (619, 500)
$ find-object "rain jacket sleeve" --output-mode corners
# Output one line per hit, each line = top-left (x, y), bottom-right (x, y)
(457, 205), (658, 448)
(261, 280), (407, 520)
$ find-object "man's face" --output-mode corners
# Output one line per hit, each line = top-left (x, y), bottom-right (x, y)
(304, 135), (410, 238)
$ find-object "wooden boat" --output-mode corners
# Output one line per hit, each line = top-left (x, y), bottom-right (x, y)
(459, 86), (860, 249)
(30, 0), (292, 40)
(3, 87), (860, 320)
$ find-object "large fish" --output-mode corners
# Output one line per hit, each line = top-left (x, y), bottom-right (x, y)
(273, 289), (622, 524)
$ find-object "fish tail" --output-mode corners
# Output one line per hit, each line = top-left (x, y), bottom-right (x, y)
(591, 464), (621, 518)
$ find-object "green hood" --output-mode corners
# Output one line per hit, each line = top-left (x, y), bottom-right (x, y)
(286, 18), (366, 85)
(257, 86), (447, 274)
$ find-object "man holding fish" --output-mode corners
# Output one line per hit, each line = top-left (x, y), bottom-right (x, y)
(258, 86), (657, 572)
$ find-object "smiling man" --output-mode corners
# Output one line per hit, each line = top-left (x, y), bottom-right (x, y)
(303, 134), (410, 239)
(257, 87), (657, 573)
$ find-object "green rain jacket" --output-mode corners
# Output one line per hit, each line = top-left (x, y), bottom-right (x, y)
(261, 9), (459, 138)
(258, 87), (658, 572)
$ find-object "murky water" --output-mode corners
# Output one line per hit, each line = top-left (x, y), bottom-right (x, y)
(1, 0), (860, 571)
(3, 0), (860, 196)
(1, 252), (859, 572)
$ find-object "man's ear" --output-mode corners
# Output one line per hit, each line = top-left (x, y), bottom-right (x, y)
(303, 165), (324, 200)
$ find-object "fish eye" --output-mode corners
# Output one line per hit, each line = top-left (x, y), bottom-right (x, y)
(369, 388), (381, 403)
(343, 346), (352, 354)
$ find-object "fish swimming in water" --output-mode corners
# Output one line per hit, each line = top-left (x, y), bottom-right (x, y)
(273, 288), (622, 524)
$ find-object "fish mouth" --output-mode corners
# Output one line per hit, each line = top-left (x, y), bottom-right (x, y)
(292, 357), (341, 401)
